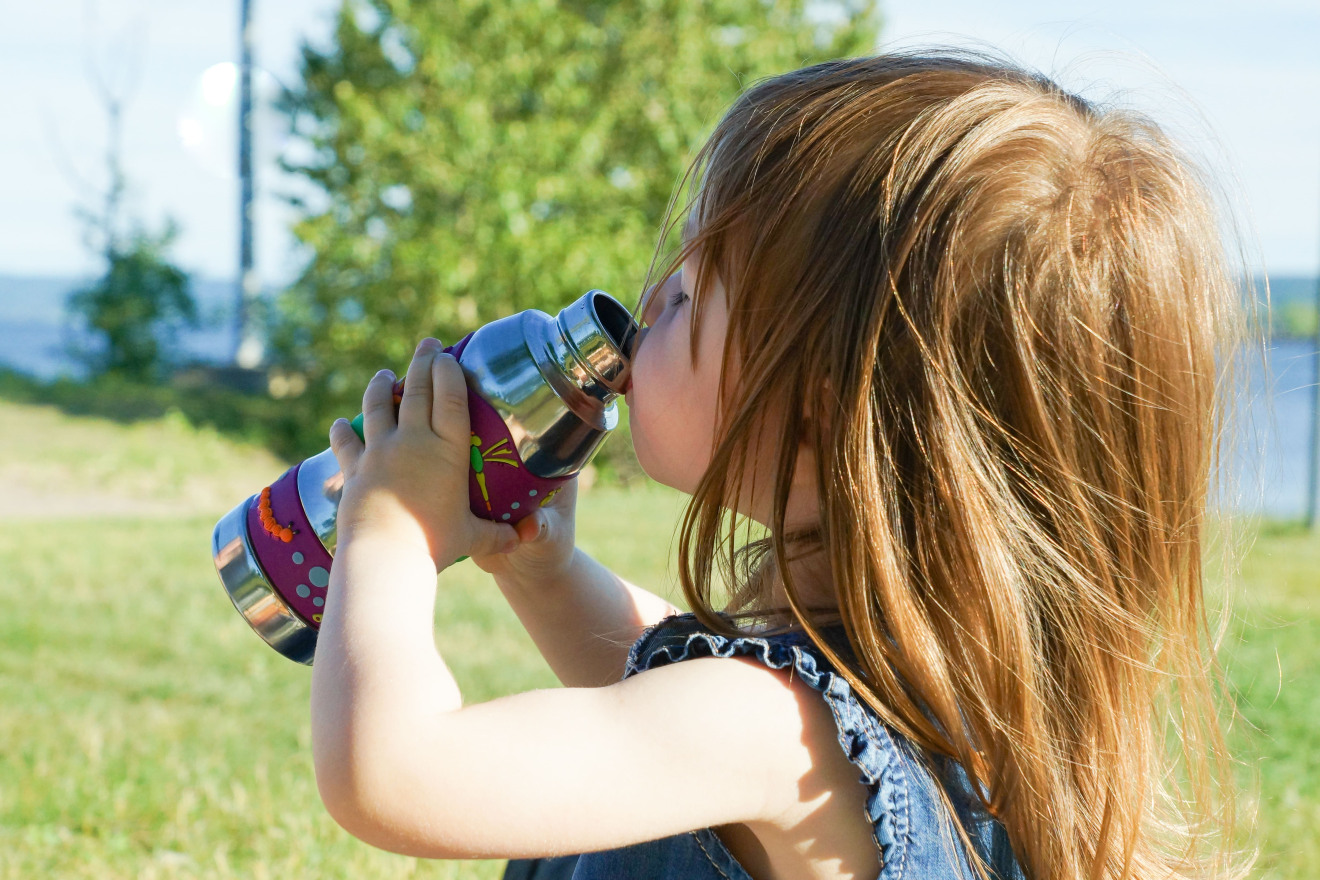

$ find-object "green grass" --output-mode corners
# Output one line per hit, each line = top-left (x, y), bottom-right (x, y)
(0, 490), (686, 880)
(1215, 520), (1320, 878)
(0, 396), (689, 879)
(0, 397), (1313, 878)
(0, 398), (291, 517)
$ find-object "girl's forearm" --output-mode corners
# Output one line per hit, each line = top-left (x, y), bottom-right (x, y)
(311, 536), (462, 797)
(492, 547), (681, 688)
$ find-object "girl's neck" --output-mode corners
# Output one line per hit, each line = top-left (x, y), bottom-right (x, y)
(739, 542), (843, 631)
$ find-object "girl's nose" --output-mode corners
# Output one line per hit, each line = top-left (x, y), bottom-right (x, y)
(625, 325), (648, 366)
(640, 279), (665, 328)
(638, 272), (679, 327)
(629, 278), (666, 360)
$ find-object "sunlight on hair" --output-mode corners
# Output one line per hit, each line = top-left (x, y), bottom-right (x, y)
(637, 47), (1261, 880)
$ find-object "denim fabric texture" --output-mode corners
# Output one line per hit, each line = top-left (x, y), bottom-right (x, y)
(503, 612), (1025, 880)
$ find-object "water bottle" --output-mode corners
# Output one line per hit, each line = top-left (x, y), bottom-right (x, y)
(211, 290), (638, 664)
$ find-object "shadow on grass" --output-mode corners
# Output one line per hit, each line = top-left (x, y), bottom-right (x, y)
(0, 364), (313, 460)
(0, 363), (650, 486)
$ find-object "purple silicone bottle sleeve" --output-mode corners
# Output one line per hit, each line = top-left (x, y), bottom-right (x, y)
(245, 332), (573, 629)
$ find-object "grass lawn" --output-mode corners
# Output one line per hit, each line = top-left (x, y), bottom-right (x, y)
(0, 399), (1313, 878)
(1215, 519), (1320, 879)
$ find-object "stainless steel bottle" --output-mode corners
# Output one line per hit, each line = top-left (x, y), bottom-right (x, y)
(211, 289), (638, 664)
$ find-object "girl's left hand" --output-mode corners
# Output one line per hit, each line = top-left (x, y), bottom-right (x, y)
(327, 337), (520, 570)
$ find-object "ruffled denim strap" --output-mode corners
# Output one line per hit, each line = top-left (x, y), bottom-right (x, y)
(623, 613), (916, 880)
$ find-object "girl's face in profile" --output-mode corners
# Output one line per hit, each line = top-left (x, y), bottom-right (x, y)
(626, 213), (823, 542)
(625, 229), (832, 607)
(625, 237), (731, 498)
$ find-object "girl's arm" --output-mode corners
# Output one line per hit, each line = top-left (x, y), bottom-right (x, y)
(489, 545), (681, 688)
(311, 532), (817, 859)
(464, 472), (681, 688)
(314, 341), (813, 858)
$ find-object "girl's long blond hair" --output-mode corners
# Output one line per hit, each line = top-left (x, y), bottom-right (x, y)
(632, 49), (1256, 880)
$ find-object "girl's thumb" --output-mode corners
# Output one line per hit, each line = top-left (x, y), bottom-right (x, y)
(473, 519), (520, 556)
(511, 512), (546, 545)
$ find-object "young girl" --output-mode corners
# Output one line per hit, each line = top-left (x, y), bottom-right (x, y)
(318, 49), (1251, 880)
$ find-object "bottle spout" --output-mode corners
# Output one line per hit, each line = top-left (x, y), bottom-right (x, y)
(555, 290), (639, 399)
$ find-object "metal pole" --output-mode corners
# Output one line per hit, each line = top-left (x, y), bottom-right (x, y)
(235, 0), (263, 369)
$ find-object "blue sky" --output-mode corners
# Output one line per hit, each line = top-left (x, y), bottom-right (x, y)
(1, 0), (1317, 288)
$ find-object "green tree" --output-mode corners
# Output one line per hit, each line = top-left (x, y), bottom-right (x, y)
(63, 7), (198, 385)
(67, 219), (198, 383)
(270, 0), (880, 462)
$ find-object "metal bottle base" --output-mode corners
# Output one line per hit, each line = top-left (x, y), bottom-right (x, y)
(212, 497), (318, 665)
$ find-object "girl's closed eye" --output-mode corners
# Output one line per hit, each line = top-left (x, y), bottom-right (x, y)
(668, 287), (687, 308)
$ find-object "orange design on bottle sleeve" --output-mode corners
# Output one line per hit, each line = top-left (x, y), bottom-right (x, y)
(257, 486), (298, 543)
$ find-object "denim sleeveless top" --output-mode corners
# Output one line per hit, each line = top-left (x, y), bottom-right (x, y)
(503, 612), (1025, 880)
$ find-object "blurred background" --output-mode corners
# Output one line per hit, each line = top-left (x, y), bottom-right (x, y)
(0, 1), (1316, 878)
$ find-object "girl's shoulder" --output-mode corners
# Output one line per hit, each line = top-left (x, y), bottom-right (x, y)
(621, 612), (1025, 880)
(623, 610), (855, 677)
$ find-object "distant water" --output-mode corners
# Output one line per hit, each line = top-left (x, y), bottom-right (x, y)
(0, 273), (246, 382)
(1, 273), (1317, 519)
(1224, 336), (1319, 520)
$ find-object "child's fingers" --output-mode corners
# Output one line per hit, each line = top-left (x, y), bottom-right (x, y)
(361, 369), (398, 445)
(430, 350), (471, 443)
(512, 512), (545, 544)
(328, 417), (364, 478)
(398, 338), (442, 432)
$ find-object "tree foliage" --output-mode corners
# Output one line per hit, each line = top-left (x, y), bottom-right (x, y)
(270, 0), (881, 463)
(67, 219), (198, 383)
(63, 15), (198, 387)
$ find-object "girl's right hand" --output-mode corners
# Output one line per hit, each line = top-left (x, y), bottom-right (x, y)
(467, 475), (578, 583)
